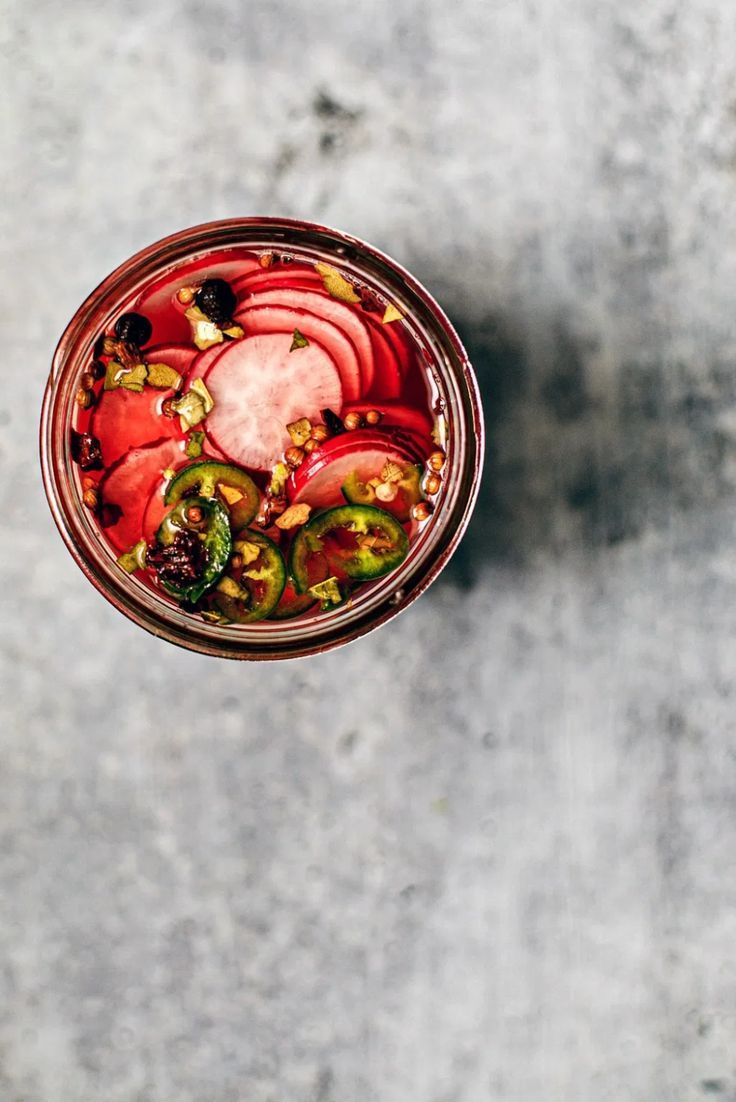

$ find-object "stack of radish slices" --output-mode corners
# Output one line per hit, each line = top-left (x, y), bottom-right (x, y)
(92, 257), (436, 558)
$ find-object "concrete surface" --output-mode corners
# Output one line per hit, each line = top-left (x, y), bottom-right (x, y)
(3, 1), (736, 1099)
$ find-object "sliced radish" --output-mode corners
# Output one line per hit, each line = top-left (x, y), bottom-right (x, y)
(141, 481), (171, 542)
(368, 315), (414, 379)
(232, 265), (322, 298)
(234, 304), (361, 402)
(203, 333), (342, 471)
(134, 251), (261, 345)
(363, 321), (402, 399)
(287, 429), (418, 509)
(144, 343), (198, 377)
(184, 342), (230, 387)
(342, 399), (434, 439)
(102, 438), (185, 551)
(248, 289), (375, 395)
(92, 387), (182, 468)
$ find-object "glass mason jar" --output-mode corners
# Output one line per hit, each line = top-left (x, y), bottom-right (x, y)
(40, 218), (484, 659)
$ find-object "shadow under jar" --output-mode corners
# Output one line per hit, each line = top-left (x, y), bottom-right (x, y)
(41, 218), (484, 660)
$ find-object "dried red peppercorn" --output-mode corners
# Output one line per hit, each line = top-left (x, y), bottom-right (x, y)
(147, 530), (207, 591)
(70, 430), (103, 471)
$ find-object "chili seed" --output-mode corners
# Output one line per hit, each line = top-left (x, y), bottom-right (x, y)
(375, 482), (398, 502)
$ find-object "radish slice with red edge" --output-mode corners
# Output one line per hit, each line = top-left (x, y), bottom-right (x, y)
(203, 333), (342, 471)
(234, 303), (361, 402)
(92, 387), (182, 468)
(102, 438), (185, 552)
(185, 342), (230, 387)
(248, 288), (375, 396)
(371, 314), (414, 378)
(363, 321), (402, 399)
(232, 265), (322, 297)
(144, 343), (198, 377)
(287, 429), (419, 509)
(341, 400), (434, 439)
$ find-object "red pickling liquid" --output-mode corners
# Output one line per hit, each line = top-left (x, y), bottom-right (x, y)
(71, 250), (444, 621)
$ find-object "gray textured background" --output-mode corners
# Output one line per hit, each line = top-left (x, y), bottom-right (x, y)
(3, 1), (736, 1099)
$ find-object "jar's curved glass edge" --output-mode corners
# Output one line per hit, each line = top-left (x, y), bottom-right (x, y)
(41, 217), (486, 660)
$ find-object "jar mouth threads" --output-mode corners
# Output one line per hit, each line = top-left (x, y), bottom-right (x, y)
(41, 218), (484, 659)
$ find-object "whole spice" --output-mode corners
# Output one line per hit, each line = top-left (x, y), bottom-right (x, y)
(75, 387), (95, 409)
(284, 446), (305, 469)
(427, 450), (446, 472)
(114, 312), (152, 348)
(185, 505), (204, 524)
(89, 360), (106, 380)
(303, 438), (318, 455)
(311, 424), (329, 443)
(411, 501), (433, 522)
(343, 411), (362, 431)
(364, 409), (382, 425)
(194, 278), (237, 325)
(79, 371), (96, 391)
(320, 408), (345, 436)
(147, 530), (207, 591)
(70, 431), (103, 470)
(82, 487), (99, 511)
(424, 473), (442, 495)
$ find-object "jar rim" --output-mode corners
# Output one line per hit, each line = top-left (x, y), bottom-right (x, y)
(40, 217), (484, 659)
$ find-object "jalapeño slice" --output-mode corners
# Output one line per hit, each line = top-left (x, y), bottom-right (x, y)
(342, 463), (423, 523)
(165, 460), (260, 529)
(154, 496), (231, 603)
(290, 504), (409, 593)
(213, 530), (286, 624)
(268, 580), (318, 621)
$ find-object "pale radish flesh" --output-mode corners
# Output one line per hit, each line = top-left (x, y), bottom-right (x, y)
(203, 334), (342, 471)
(234, 303), (361, 402)
(248, 289), (375, 395)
